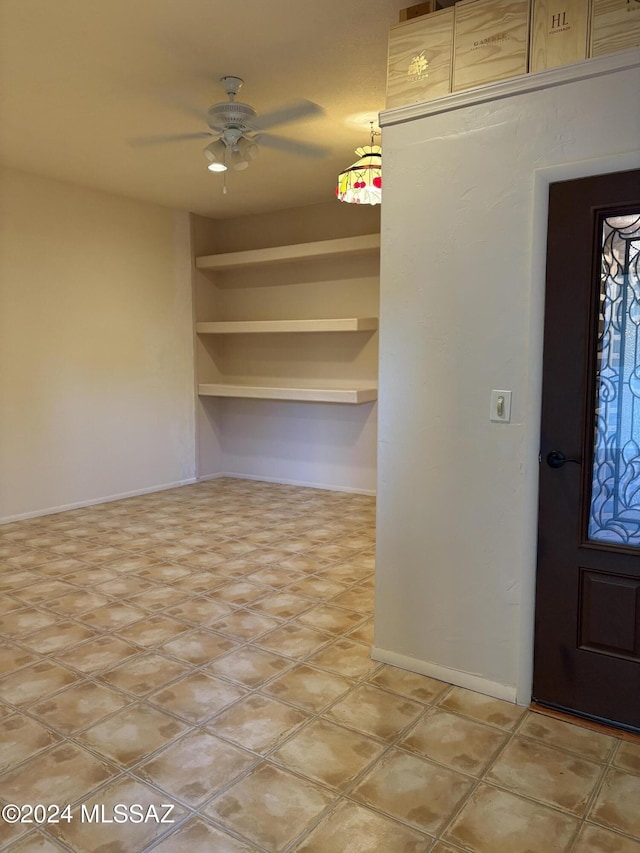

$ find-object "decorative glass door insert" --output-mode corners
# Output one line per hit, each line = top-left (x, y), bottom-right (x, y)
(589, 211), (640, 546)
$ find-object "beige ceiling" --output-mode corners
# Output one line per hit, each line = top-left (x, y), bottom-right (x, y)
(0, 0), (410, 218)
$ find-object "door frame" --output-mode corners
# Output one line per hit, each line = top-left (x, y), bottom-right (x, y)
(515, 151), (640, 706)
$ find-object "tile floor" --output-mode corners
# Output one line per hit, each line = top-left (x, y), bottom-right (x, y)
(1, 478), (639, 852)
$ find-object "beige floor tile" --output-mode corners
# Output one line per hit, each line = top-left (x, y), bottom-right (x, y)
(207, 694), (308, 754)
(331, 586), (375, 613)
(346, 551), (375, 570)
(12, 579), (75, 604)
(19, 620), (97, 654)
(438, 686), (526, 730)
(29, 680), (130, 735)
(45, 589), (110, 616)
(288, 577), (349, 599)
(176, 550), (227, 569)
(76, 702), (189, 767)
(0, 810), (30, 849)
(308, 544), (361, 562)
(277, 554), (334, 573)
(135, 729), (256, 806)
(263, 664), (354, 713)
(8, 831), (69, 851)
(444, 784), (578, 852)
(159, 627), (238, 664)
(144, 543), (195, 561)
(250, 591), (315, 619)
(205, 762), (335, 851)
(100, 652), (191, 696)
(520, 712), (617, 762)
(116, 614), (190, 647)
(149, 672), (246, 724)
(77, 602), (147, 631)
(152, 818), (258, 852)
(325, 683), (423, 741)
(307, 638), (380, 679)
(573, 823), (640, 852)
(0, 608), (60, 638)
(164, 595), (232, 625)
(247, 566), (305, 588)
(316, 562), (371, 584)
(297, 603), (365, 635)
(103, 554), (165, 573)
(351, 748), (472, 834)
(486, 735), (604, 816)
(346, 619), (374, 645)
(272, 717), (384, 791)
(0, 595), (23, 614)
(400, 707), (507, 775)
(0, 661), (78, 707)
(62, 566), (119, 586)
(295, 799), (433, 852)
(614, 740), (640, 775)
(0, 742), (116, 807)
(211, 580), (270, 607)
(0, 643), (41, 673)
(207, 646), (292, 687)
(57, 635), (139, 674)
(127, 583), (192, 610)
(0, 569), (41, 591)
(257, 622), (333, 659)
(369, 666), (449, 704)
(135, 562), (194, 583)
(212, 608), (282, 642)
(589, 767), (640, 838)
(48, 776), (186, 851)
(91, 576), (154, 597)
(0, 714), (61, 772)
(5, 551), (61, 570)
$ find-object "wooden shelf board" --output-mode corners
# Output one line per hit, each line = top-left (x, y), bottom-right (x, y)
(195, 233), (380, 271)
(196, 318), (378, 334)
(198, 383), (378, 404)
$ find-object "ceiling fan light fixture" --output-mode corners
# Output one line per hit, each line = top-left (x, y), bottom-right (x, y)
(336, 144), (382, 205)
(204, 139), (227, 172)
(236, 137), (259, 161)
(337, 123), (381, 206)
(228, 146), (250, 171)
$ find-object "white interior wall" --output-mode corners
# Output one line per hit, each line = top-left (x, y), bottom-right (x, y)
(0, 167), (196, 521)
(193, 203), (381, 494)
(374, 50), (640, 702)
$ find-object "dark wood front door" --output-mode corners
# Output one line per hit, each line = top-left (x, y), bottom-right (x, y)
(533, 169), (640, 732)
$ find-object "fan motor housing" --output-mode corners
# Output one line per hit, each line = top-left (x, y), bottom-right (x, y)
(207, 101), (257, 132)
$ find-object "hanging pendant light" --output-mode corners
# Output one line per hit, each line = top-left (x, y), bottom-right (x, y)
(336, 123), (381, 205)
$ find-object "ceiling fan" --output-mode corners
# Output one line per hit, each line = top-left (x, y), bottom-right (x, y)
(131, 76), (330, 173)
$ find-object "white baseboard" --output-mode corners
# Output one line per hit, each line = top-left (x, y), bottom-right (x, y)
(0, 477), (198, 525)
(198, 471), (376, 497)
(370, 646), (520, 704)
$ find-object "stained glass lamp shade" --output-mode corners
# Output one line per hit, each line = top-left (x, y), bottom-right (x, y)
(336, 144), (382, 205)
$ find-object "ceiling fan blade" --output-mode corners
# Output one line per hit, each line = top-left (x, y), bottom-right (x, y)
(255, 133), (330, 159)
(128, 131), (215, 148)
(252, 100), (324, 132)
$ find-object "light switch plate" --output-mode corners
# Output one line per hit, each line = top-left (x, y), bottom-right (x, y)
(490, 389), (512, 423)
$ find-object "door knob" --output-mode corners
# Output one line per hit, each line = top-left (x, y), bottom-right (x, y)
(546, 450), (581, 469)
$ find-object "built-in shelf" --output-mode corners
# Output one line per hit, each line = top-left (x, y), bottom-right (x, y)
(196, 318), (378, 335)
(198, 383), (378, 404)
(195, 233), (380, 271)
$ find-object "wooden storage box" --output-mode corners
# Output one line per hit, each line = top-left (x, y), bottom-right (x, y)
(452, 0), (530, 92)
(530, 0), (591, 72)
(386, 7), (454, 108)
(591, 0), (640, 57)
